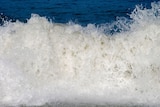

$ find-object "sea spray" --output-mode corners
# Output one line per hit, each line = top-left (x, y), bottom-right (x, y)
(0, 2), (160, 107)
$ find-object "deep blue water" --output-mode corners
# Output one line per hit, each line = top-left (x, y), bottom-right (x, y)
(0, 0), (159, 25)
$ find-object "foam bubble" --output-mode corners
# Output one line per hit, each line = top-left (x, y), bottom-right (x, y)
(0, 2), (160, 107)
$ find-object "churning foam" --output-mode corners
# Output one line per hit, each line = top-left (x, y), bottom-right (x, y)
(0, 2), (160, 107)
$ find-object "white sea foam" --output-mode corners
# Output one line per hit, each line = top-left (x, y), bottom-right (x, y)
(0, 2), (160, 107)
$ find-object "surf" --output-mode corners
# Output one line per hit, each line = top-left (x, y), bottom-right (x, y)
(0, 1), (160, 107)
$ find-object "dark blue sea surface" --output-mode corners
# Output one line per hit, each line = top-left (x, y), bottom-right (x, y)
(0, 0), (159, 25)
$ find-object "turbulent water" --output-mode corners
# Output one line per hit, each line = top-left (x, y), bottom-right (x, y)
(0, 1), (160, 107)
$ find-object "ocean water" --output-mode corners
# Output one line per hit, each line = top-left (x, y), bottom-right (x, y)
(0, 0), (160, 107)
(0, 0), (159, 25)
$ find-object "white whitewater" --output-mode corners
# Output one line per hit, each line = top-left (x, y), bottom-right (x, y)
(0, 2), (160, 107)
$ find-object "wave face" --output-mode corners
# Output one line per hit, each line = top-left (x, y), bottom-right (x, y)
(0, 2), (160, 107)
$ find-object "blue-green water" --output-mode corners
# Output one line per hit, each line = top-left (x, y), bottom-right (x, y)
(0, 0), (159, 25)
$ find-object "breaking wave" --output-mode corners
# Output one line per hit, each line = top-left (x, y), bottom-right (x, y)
(0, 2), (160, 107)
